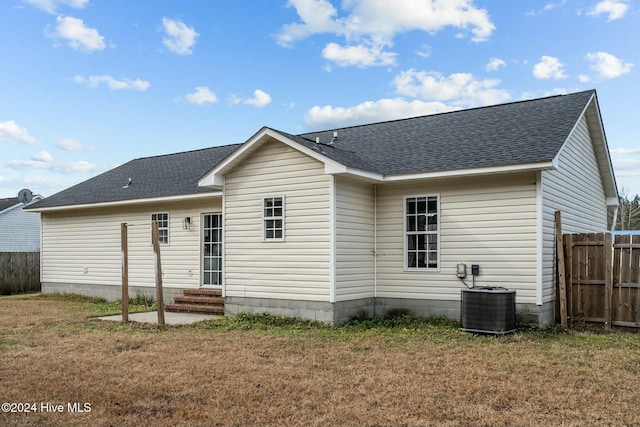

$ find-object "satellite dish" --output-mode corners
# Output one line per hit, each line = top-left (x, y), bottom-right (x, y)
(17, 188), (33, 204)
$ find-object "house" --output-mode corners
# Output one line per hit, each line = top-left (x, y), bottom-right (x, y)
(0, 193), (43, 252)
(26, 90), (618, 325)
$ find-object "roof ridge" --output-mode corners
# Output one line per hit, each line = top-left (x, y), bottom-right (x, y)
(298, 89), (596, 135)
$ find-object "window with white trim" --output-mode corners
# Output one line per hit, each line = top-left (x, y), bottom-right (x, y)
(263, 196), (284, 241)
(405, 195), (439, 270)
(151, 213), (169, 245)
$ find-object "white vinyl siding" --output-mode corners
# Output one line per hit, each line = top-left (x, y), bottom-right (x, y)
(0, 204), (41, 252)
(334, 177), (375, 301)
(224, 140), (331, 301)
(376, 173), (538, 304)
(541, 114), (608, 304)
(40, 198), (220, 291)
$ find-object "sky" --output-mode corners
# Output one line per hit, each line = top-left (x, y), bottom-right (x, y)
(0, 0), (638, 200)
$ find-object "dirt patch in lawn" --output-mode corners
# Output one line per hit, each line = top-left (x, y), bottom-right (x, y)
(1, 294), (639, 427)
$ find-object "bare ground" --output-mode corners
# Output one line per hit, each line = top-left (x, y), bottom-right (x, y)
(1, 294), (639, 427)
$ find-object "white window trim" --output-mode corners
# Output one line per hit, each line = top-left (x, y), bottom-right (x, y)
(403, 194), (440, 272)
(151, 212), (170, 245)
(262, 194), (285, 242)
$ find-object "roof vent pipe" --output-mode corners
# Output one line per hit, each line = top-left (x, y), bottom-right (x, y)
(329, 131), (338, 145)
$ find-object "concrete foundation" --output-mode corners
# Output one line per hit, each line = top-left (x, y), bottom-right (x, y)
(224, 296), (375, 325)
(41, 282), (184, 305)
(225, 295), (555, 326)
(42, 282), (555, 326)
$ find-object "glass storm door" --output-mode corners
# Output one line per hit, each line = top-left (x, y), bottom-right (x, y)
(202, 213), (222, 287)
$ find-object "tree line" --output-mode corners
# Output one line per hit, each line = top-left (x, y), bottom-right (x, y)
(613, 191), (640, 230)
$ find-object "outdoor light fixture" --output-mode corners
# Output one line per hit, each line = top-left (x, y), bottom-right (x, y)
(183, 217), (191, 230)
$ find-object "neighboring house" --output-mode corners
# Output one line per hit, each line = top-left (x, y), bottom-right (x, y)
(26, 90), (618, 325)
(0, 194), (43, 252)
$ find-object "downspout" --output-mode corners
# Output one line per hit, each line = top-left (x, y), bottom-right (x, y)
(373, 184), (378, 299)
(221, 176), (226, 298)
(329, 175), (336, 304)
(536, 171), (543, 306)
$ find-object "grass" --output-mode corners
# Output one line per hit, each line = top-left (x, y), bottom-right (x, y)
(1, 293), (639, 427)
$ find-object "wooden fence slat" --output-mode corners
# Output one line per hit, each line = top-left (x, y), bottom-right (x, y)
(631, 236), (640, 325)
(0, 252), (41, 295)
(564, 233), (573, 326)
(613, 234), (622, 322)
(562, 232), (640, 330)
(621, 235), (631, 323)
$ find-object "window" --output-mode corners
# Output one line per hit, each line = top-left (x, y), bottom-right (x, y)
(263, 196), (284, 241)
(405, 195), (439, 270)
(151, 213), (169, 245)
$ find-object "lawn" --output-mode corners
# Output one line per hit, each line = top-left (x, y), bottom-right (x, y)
(1, 293), (639, 427)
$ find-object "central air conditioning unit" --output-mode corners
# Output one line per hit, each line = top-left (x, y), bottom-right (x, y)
(461, 287), (516, 335)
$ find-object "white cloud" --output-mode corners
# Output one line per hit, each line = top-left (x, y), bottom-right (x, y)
(7, 159), (96, 173)
(0, 120), (36, 145)
(586, 51), (633, 78)
(544, 0), (567, 11)
(613, 158), (640, 172)
(162, 17), (198, 55)
(611, 147), (640, 155)
(184, 87), (218, 105)
(533, 55), (567, 79)
(322, 42), (396, 67)
(276, 0), (495, 67)
(73, 75), (150, 90)
(242, 89), (272, 107)
(393, 69), (510, 106)
(23, 0), (88, 13)
(587, 0), (629, 21)
(276, 0), (342, 47)
(32, 151), (53, 162)
(49, 16), (105, 52)
(486, 57), (506, 71)
(304, 98), (456, 130)
(416, 44), (431, 58)
(56, 137), (94, 151)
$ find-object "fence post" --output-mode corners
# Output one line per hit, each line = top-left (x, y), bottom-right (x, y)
(555, 211), (568, 327)
(564, 233), (573, 327)
(121, 223), (128, 323)
(152, 221), (165, 325)
(604, 232), (612, 329)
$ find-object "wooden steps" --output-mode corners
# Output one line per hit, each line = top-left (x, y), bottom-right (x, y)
(166, 289), (224, 315)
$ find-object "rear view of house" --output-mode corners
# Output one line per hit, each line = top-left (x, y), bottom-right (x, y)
(27, 90), (618, 325)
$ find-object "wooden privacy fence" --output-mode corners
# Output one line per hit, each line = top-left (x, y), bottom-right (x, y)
(558, 232), (640, 329)
(0, 252), (40, 295)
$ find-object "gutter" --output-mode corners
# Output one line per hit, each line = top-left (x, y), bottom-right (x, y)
(25, 192), (222, 213)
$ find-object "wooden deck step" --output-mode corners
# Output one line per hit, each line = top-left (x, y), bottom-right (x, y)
(183, 288), (222, 297)
(166, 288), (224, 315)
(165, 303), (224, 315)
(173, 295), (224, 305)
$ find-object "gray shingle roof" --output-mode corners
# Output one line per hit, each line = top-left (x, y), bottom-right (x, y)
(28, 90), (597, 210)
(298, 89), (596, 175)
(29, 144), (240, 209)
(0, 197), (19, 213)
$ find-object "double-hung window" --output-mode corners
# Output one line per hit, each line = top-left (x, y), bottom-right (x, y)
(263, 196), (284, 241)
(405, 195), (439, 270)
(151, 213), (169, 245)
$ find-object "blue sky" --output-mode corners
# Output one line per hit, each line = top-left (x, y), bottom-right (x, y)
(0, 0), (638, 199)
